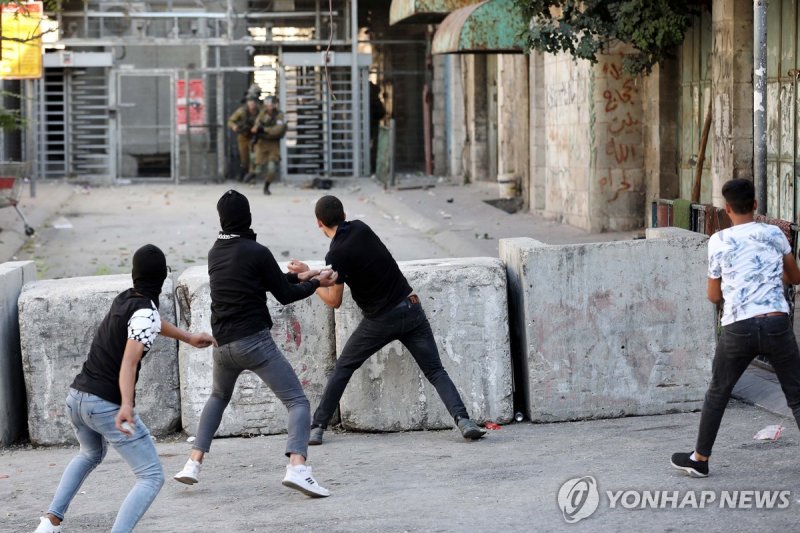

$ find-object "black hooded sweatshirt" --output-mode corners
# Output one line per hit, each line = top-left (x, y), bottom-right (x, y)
(71, 244), (168, 406)
(209, 190), (320, 346)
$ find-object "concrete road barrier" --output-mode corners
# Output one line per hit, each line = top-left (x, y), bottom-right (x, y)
(176, 264), (336, 438)
(336, 258), (514, 431)
(500, 228), (715, 422)
(19, 275), (179, 445)
(0, 261), (36, 445)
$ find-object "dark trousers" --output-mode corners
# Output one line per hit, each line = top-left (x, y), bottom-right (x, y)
(696, 315), (800, 456)
(312, 298), (470, 428)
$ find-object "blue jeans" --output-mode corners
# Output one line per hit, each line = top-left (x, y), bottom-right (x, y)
(312, 298), (469, 428)
(193, 329), (311, 457)
(47, 389), (164, 533)
(696, 315), (800, 456)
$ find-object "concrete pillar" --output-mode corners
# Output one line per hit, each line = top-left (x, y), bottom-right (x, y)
(497, 54), (530, 204)
(0, 261), (35, 445)
(465, 55), (489, 183)
(711, 0), (754, 207)
(446, 54), (467, 181)
(542, 53), (594, 229)
(642, 57), (681, 214)
(590, 46), (647, 231)
(432, 54), (448, 176)
(529, 52), (546, 211)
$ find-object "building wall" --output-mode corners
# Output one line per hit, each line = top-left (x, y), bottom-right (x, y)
(436, 0), (759, 229)
(541, 53), (594, 229)
(497, 54), (530, 204)
(711, 0), (754, 207)
(591, 49), (647, 231)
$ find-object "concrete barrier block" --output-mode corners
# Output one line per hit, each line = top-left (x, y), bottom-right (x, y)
(0, 261), (36, 445)
(176, 263), (335, 438)
(19, 276), (179, 445)
(336, 258), (514, 431)
(500, 235), (715, 422)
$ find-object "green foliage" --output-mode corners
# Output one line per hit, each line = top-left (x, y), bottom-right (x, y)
(516, 0), (701, 74)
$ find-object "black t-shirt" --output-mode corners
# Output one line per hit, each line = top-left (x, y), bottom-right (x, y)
(209, 233), (320, 346)
(326, 220), (412, 318)
(71, 289), (161, 406)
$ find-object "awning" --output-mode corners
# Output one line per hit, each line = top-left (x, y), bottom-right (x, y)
(431, 0), (528, 54)
(389, 0), (481, 25)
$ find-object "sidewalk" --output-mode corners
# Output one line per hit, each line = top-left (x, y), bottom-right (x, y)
(0, 181), (74, 268)
(2, 401), (798, 532)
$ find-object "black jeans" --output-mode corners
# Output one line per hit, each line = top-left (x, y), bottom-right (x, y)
(696, 315), (800, 456)
(312, 298), (470, 428)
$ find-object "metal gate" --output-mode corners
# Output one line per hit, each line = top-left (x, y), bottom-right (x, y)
(34, 64), (111, 180)
(280, 52), (370, 179)
(115, 71), (176, 180)
(766, 0), (800, 221)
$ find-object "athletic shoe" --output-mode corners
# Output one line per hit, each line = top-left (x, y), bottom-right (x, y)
(670, 452), (709, 478)
(173, 458), (202, 485)
(263, 181), (271, 195)
(308, 426), (324, 446)
(33, 517), (61, 533)
(457, 417), (487, 440)
(282, 464), (330, 497)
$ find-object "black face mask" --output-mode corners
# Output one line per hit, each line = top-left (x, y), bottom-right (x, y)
(131, 244), (168, 307)
(217, 189), (254, 236)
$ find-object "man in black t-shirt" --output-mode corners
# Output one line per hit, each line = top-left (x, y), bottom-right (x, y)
(288, 195), (486, 445)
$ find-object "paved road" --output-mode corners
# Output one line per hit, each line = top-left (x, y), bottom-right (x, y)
(5, 179), (795, 531)
(2, 401), (797, 532)
(4, 179), (639, 280)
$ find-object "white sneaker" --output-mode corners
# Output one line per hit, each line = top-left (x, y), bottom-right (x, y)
(173, 458), (202, 485)
(33, 516), (61, 533)
(282, 464), (330, 498)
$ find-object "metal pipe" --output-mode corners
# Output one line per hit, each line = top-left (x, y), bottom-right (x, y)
(754, 0), (768, 215)
(350, 0), (361, 177)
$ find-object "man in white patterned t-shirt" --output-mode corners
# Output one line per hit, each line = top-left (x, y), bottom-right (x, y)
(671, 179), (800, 478)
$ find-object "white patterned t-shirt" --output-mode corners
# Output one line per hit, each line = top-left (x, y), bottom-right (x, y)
(708, 222), (791, 325)
(127, 302), (161, 351)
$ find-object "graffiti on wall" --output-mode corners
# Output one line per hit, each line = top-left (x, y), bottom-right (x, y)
(598, 56), (642, 202)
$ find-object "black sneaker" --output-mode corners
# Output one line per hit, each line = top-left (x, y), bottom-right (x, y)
(670, 452), (709, 478)
(263, 181), (271, 195)
(457, 418), (486, 440)
(308, 426), (324, 446)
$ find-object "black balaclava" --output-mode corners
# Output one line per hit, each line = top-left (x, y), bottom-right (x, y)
(131, 244), (168, 308)
(217, 190), (255, 238)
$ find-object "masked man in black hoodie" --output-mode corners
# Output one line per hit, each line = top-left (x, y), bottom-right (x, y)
(34, 245), (216, 533)
(173, 190), (335, 498)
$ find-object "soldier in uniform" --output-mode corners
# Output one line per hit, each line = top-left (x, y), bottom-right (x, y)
(251, 95), (286, 195)
(227, 93), (261, 182)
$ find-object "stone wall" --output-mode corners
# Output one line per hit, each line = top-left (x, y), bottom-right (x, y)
(19, 275), (179, 445)
(0, 261), (35, 445)
(336, 258), (514, 431)
(176, 264), (336, 438)
(711, 0), (754, 207)
(500, 229), (714, 422)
